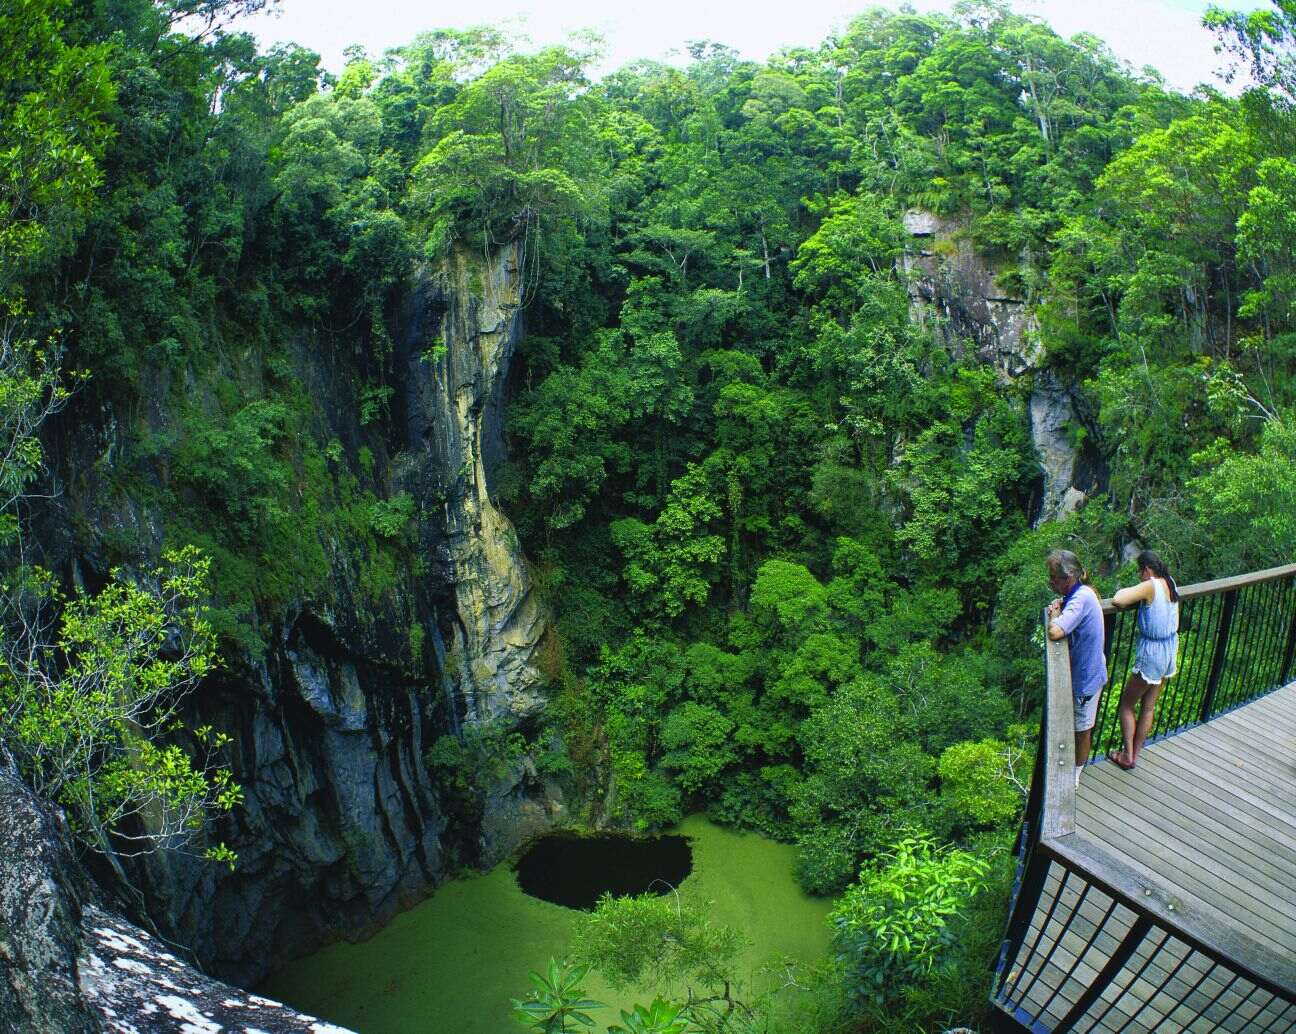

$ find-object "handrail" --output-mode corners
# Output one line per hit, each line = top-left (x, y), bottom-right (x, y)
(1040, 636), (1074, 840)
(1097, 561), (1296, 615)
(1089, 561), (1296, 762)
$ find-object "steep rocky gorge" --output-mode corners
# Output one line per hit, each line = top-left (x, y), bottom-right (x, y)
(4, 215), (1105, 1026)
(27, 243), (563, 994)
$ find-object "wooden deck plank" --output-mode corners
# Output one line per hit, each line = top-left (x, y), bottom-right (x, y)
(1131, 737), (1296, 832)
(1086, 746), (1296, 871)
(1046, 833), (1296, 990)
(1075, 803), (1296, 950)
(1159, 725), (1296, 811)
(1076, 762), (1296, 945)
(1002, 682), (1296, 1032)
(1011, 906), (1280, 1034)
(1078, 763), (1296, 891)
(1075, 788), (1296, 927)
(1206, 700), (1296, 747)
(1201, 717), (1296, 766)
(1163, 713), (1296, 776)
(1003, 866), (1247, 1031)
(1141, 732), (1296, 823)
(1220, 695), (1296, 737)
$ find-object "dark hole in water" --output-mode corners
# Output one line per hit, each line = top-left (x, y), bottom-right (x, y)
(514, 833), (692, 910)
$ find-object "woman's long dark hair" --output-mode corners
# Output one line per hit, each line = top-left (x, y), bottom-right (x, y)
(1136, 549), (1179, 603)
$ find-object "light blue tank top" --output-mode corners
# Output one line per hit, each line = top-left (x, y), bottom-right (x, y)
(1134, 578), (1178, 682)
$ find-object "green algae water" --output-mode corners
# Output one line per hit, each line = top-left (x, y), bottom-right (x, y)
(261, 815), (833, 1033)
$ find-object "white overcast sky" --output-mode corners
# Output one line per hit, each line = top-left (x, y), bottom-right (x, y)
(241, 0), (1266, 94)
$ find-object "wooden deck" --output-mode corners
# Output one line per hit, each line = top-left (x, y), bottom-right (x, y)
(1001, 682), (1296, 1032)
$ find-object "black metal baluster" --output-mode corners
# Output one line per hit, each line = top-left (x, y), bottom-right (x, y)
(1005, 863), (1071, 1006)
(1255, 994), (1296, 1033)
(1259, 1000), (1296, 1031)
(1168, 594), (1208, 736)
(1193, 973), (1243, 1032)
(1231, 583), (1270, 709)
(1220, 586), (1254, 712)
(1259, 579), (1291, 692)
(1020, 877), (1097, 1015)
(1200, 589), (1238, 722)
(995, 847), (1051, 1000)
(1031, 885), (1109, 1025)
(1146, 956), (1217, 1033)
(1054, 913), (1152, 1033)
(1280, 576), (1296, 686)
(1201, 982), (1259, 1034)
(1088, 926), (1169, 1033)
(1118, 931), (1190, 1033)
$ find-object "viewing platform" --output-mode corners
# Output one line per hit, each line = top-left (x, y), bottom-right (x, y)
(992, 564), (1296, 1032)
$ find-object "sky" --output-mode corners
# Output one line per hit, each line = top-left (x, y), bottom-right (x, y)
(241, 0), (1267, 93)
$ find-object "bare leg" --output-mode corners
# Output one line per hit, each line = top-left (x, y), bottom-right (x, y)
(1075, 726), (1093, 767)
(1131, 681), (1164, 763)
(1115, 674), (1150, 767)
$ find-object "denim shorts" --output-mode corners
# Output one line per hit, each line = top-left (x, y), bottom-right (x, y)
(1074, 690), (1101, 733)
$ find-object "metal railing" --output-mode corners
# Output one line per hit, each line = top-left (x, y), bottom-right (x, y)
(1088, 564), (1296, 762)
(992, 562), (1296, 1033)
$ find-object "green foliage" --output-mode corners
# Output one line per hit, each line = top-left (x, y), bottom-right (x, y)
(511, 958), (605, 1033)
(15, 5), (1296, 1028)
(608, 998), (694, 1034)
(938, 732), (1030, 829)
(368, 492), (416, 539)
(427, 719), (528, 795)
(0, 0), (115, 290)
(0, 548), (241, 863)
(570, 893), (744, 994)
(1184, 414), (1296, 573)
(829, 836), (989, 1008)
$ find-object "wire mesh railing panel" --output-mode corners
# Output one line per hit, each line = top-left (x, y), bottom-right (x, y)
(998, 858), (1140, 1029)
(994, 849), (1296, 1032)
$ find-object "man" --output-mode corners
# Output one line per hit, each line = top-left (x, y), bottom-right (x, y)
(1045, 549), (1107, 788)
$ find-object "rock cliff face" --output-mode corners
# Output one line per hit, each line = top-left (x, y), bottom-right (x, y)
(35, 243), (556, 989)
(0, 764), (347, 1033)
(902, 210), (1100, 521)
(394, 246), (547, 728)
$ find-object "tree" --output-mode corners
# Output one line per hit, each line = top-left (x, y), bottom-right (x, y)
(572, 893), (743, 995)
(0, 1), (241, 875)
(0, 548), (240, 870)
(410, 45), (606, 257)
(829, 835), (988, 1008)
(0, 0), (115, 294)
(1206, 1), (1296, 106)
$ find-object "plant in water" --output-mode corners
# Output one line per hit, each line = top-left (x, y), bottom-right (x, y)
(511, 957), (605, 1032)
(608, 998), (694, 1034)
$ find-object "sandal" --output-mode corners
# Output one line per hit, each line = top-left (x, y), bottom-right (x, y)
(1107, 748), (1136, 771)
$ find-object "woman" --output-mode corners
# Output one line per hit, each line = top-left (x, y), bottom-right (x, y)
(1046, 549), (1108, 787)
(1107, 550), (1180, 770)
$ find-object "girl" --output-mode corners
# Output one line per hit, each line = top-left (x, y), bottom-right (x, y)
(1108, 550), (1180, 770)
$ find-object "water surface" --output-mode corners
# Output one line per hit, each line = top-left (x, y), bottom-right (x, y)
(514, 831), (692, 909)
(261, 815), (833, 1033)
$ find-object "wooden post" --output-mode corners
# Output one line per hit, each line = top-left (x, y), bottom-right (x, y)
(1199, 589), (1237, 722)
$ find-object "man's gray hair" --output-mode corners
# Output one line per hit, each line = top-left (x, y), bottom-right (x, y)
(1047, 549), (1085, 582)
